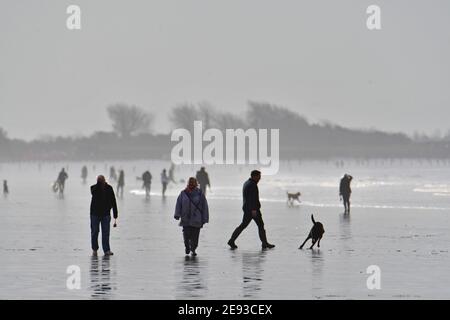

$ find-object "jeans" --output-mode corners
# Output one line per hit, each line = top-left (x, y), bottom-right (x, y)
(91, 214), (111, 253)
(230, 210), (268, 245)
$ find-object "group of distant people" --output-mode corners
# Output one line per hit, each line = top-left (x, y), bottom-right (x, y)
(53, 163), (191, 199)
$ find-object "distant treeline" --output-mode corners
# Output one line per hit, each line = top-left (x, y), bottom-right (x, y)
(1, 101), (450, 161)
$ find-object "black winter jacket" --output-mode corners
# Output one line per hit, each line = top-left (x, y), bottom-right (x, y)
(90, 183), (118, 218)
(242, 178), (261, 212)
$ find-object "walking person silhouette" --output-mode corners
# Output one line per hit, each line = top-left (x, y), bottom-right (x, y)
(227, 170), (275, 250)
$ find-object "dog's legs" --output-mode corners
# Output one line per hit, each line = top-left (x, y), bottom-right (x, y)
(299, 236), (311, 249)
(317, 238), (321, 248)
(309, 239), (317, 249)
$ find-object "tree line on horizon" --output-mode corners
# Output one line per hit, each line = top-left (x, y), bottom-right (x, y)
(1, 101), (450, 161)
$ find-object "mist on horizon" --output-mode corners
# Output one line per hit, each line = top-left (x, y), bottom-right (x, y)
(1, 0), (450, 140)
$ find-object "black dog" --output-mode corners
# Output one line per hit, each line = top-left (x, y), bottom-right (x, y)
(299, 214), (325, 249)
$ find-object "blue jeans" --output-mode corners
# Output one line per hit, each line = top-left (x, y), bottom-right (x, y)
(90, 215), (111, 253)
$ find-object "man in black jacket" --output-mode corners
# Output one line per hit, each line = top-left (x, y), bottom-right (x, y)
(228, 170), (275, 250)
(90, 175), (118, 256)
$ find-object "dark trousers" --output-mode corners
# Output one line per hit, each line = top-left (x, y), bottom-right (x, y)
(230, 210), (268, 244)
(144, 183), (151, 196)
(183, 226), (201, 251)
(91, 215), (111, 253)
(342, 194), (351, 211)
(58, 181), (65, 194)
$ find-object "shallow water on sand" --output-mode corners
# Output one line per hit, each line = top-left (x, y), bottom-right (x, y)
(1, 160), (450, 299)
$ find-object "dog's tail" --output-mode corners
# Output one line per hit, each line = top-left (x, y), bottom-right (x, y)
(311, 214), (315, 224)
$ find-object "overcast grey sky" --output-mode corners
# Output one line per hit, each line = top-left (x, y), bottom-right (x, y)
(1, 0), (449, 140)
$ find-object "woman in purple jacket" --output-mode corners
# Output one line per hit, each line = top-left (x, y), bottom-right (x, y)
(174, 177), (209, 256)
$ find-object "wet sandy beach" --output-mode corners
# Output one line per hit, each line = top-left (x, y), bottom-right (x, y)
(1, 161), (450, 299)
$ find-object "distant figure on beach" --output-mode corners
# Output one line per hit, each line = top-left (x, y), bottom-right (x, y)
(168, 163), (177, 184)
(56, 168), (68, 195)
(90, 175), (118, 256)
(142, 170), (152, 198)
(196, 167), (211, 195)
(227, 170), (275, 250)
(3, 180), (9, 196)
(339, 174), (353, 213)
(117, 170), (125, 198)
(161, 169), (169, 197)
(109, 166), (117, 182)
(81, 165), (88, 184)
(174, 177), (209, 256)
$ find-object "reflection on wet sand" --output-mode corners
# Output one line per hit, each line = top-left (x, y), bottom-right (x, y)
(310, 248), (325, 298)
(89, 256), (116, 299)
(310, 249), (324, 277)
(241, 250), (268, 298)
(176, 256), (207, 298)
(339, 212), (352, 240)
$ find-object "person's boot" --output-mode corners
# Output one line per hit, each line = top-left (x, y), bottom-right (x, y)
(259, 228), (274, 249)
(104, 251), (114, 256)
(228, 227), (242, 249)
(191, 249), (197, 257)
(92, 250), (98, 257)
(227, 239), (238, 250)
(262, 243), (275, 249)
(185, 247), (190, 255)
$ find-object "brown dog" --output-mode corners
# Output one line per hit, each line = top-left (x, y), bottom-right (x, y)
(287, 191), (301, 206)
(299, 214), (325, 249)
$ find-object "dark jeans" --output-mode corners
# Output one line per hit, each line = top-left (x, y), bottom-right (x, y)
(183, 226), (201, 251)
(230, 210), (268, 245)
(200, 185), (207, 195)
(91, 214), (111, 253)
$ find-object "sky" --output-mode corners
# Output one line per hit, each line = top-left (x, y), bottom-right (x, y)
(0, 0), (449, 140)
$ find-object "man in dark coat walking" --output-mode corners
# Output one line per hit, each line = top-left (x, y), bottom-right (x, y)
(90, 175), (118, 256)
(227, 170), (275, 250)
